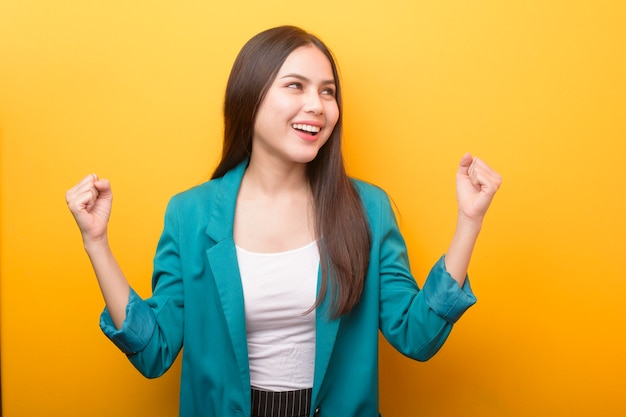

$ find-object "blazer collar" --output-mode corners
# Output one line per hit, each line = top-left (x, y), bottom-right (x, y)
(203, 159), (343, 405)
(204, 160), (248, 244)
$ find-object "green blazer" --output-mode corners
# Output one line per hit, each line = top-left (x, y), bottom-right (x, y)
(101, 160), (476, 417)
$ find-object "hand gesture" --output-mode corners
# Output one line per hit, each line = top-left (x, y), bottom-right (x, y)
(65, 174), (113, 244)
(456, 153), (502, 224)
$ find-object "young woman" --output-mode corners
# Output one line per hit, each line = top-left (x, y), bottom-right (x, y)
(66, 25), (502, 417)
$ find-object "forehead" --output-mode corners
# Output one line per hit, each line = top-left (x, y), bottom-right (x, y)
(276, 45), (335, 80)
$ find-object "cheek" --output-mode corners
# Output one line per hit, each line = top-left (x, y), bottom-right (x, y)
(326, 103), (340, 127)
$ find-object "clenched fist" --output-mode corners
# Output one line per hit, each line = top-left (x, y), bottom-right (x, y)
(456, 153), (502, 224)
(65, 174), (113, 245)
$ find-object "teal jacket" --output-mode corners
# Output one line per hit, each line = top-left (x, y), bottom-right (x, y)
(101, 161), (476, 417)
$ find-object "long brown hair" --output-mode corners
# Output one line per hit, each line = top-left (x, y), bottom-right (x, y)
(213, 26), (370, 317)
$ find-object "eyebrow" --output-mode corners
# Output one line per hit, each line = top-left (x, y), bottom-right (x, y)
(280, 73), (335, 85)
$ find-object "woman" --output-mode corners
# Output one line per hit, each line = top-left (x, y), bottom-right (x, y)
(66, 25), (502, 417)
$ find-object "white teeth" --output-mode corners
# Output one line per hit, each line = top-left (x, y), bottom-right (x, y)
(292, 123), (321, 133)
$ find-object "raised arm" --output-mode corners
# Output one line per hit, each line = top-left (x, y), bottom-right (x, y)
(66, 174), (130, 329)
(444, 153), (502, 285)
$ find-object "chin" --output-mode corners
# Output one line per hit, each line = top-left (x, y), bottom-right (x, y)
(286, 148), (321, 164)
(294, 152), (321, 165)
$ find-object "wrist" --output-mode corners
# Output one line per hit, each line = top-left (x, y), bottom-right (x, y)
(83, 234), (110, 254)
(456, 212), (483, 235)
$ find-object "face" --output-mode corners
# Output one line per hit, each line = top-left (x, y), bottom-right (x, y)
(251, 45), (340, 168)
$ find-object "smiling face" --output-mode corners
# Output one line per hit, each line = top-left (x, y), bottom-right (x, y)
(250, 45), (340, 169)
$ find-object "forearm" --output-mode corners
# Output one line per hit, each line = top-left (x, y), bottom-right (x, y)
(444, 215), (483, 286)
(84, 238), (130, 330)
(444, 153), (501, 286)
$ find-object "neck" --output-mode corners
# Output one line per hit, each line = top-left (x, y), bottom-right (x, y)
(243, 156), (309, 197)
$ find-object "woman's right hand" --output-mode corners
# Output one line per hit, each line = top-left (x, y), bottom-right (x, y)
(65, 174), (113, 245)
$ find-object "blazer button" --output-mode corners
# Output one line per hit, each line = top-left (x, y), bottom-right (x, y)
(313, 406), (321, 416)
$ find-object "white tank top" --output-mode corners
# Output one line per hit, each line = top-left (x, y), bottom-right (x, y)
(236, 241), (319, 391)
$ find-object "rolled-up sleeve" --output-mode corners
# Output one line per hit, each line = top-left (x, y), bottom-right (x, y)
(422, 256), (476, 323)
(100, 288), (157, 354)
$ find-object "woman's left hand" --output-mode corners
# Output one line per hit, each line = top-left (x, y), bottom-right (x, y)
(455, 153), (502, 225)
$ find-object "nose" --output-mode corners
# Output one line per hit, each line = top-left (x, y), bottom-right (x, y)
(303, 89), (324, 115)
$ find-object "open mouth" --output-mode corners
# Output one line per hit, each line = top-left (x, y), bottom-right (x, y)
(292, 123), (321, 136)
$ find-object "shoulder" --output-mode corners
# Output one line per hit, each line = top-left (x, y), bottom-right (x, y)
(350, 178), (391, 207)
(350, 178), (396, 226)
(170, 177), (222, 205)
(163, 176), (228, 223)
(169, 161), (246, 209)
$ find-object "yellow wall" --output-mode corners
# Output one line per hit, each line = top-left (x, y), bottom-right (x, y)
(1, 0), (625, 416)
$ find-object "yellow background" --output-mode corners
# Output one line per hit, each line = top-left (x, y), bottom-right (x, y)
(1, 0), (625, 416)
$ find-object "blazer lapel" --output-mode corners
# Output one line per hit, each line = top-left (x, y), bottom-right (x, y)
(312, 267), (343, 409)
(204, 161), (251, 393)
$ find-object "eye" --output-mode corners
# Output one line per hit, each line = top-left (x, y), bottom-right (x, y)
(321, 87), (336, 97)
(286, 82), (303, 89)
